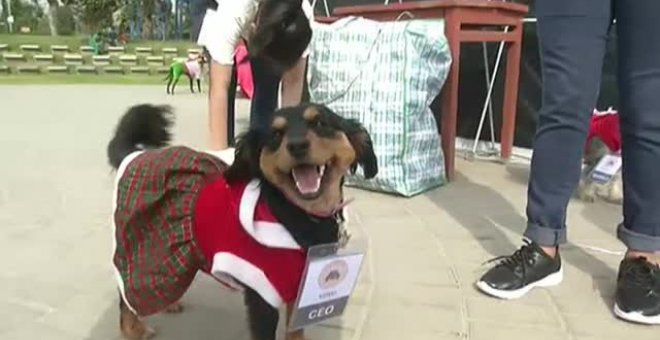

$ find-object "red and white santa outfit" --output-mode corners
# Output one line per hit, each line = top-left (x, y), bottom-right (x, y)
(112, 146), (307, 316)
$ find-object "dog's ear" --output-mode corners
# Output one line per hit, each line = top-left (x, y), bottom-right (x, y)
(342, 119), (378, 179)
(316, 104), (378, 179)
(223, 129), (263, 182)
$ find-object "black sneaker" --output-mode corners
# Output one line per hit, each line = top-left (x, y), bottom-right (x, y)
(476, 240), (563, 299)
(614, 257), (660, 325)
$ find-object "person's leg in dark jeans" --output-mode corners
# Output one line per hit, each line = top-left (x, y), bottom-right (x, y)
(613, 0), (660, 324)
(249, 56), (281, 132)
(476, 0), (613, 297)
(476, 0), (660, 323)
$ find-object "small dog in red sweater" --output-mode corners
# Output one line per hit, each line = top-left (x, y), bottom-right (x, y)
(577, 109), (623, 204)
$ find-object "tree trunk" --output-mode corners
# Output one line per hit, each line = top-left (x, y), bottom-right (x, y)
(47, 0), (59, 36)
(141, 0), (155, 40)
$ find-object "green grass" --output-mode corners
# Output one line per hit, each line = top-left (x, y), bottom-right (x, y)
(0, 33), (86, 51)
(0, 73), (162, 85)
(0, 33), (199, 84)
(0, 33), (197, 55)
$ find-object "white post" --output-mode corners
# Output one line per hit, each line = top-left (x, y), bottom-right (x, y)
(6, 0), (14, 33)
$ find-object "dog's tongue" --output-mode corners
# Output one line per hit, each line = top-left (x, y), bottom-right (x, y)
(292, 165), (321, 194)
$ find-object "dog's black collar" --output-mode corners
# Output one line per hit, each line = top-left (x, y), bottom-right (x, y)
(259, 181), (340, 249)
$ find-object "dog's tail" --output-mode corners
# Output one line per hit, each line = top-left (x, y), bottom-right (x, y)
(107, 104), (174, 169)
(163, 67), (173, 81)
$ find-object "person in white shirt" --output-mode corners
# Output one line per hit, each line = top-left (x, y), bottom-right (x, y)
(195, 0), (314, 150)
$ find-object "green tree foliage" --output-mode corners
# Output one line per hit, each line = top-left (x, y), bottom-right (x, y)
(62, 0), (119, 31)
(55, 5), (76, 35)
(8, 0), (44, 32)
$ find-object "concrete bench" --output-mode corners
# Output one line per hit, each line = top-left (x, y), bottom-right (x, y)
(146, 56), (165, 66)
(79, 46), (94, 54)
(46, 65), (70, 74)
(17, 65), (41, 74)
(63, 54), (84, 66)
(154, 66), (170, 74)
(51, 45), (70, 53)
(187, 48), (202, 58)
(135, 46), (153, 55)
(103, 66), (125, 74)
(130, 66), (150, 74)
(0, 44), (8, 52)
(92, 55), (112, 66)
(162, 47), (179, 56)
(118, 54), (138, 66)
(108, 46), (126, 55)
(34, 54), (55, 64)
(19, 44), (41, 53)
(76, 65), (97, 74)
(0, 65), (10, 74)
(3, 53), (27, 64)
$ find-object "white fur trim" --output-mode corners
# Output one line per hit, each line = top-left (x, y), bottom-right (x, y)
(111, 150), (144, 315)
(211, 252), (284, 307)
(239, 180), (302, 250)
(204, 148), (235, 165)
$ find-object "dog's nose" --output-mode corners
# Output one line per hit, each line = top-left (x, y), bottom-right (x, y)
(287, 140), (310, 158)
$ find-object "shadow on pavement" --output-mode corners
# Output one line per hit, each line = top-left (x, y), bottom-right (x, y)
(425, 171), (616, 309)
(86, 275), (251, 340)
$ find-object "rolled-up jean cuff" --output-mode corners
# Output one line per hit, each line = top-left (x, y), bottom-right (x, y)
(523, 222), (567, 247)
(617, 224), (660, 252)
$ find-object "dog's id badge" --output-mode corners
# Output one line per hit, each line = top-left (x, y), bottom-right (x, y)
(590, 154), (622, 184)
(288, 243), (365, 330)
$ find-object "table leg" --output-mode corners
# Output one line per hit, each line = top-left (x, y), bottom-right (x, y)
(441, 14), (461, 181)
(500, 24), (523, 160)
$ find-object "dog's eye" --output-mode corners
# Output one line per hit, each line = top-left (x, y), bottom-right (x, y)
(312, 119), (326, 128)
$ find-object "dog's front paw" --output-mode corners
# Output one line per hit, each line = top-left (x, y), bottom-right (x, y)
(164, 301), (184, 313)
(576, 181), (596, 203)
(580, 192), (596, 203)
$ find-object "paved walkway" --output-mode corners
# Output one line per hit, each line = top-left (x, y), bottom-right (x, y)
(0, 85), (657, 339)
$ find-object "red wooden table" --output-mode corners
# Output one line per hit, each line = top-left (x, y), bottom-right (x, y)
(329, 0), (529, 181)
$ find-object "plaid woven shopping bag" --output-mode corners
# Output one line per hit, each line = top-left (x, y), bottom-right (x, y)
(307, 17), (452, 196)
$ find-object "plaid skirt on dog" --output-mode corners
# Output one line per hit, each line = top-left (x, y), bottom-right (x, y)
(112, 146), (226, 316)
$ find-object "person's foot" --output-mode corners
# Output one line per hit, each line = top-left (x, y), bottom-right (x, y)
(476, 240), (563, 299)
(614, 257), (660, 325)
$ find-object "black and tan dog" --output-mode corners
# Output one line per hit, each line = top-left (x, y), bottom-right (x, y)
(107, 103), (377, 340)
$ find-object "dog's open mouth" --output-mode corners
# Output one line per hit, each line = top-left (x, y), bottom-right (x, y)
(290, 163), (330, 200)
